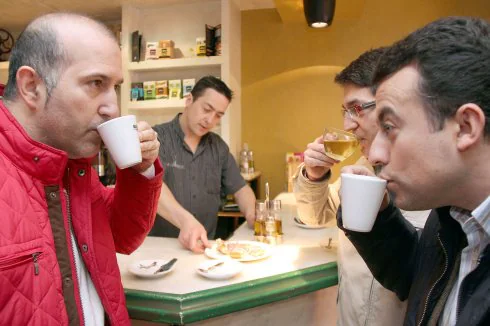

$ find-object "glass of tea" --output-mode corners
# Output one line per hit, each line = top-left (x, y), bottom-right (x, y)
(323, 127), (359, 161)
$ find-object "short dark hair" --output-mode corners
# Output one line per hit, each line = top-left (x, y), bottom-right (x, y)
(191, 75), (233, 102)
(3, 20), (64, 100)
(3, 13), (116, 101)
(373, 16), (490, 136)
(334, 47), (386, 93)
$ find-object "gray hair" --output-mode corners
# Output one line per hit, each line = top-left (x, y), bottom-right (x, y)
(3, 13), (116, 101)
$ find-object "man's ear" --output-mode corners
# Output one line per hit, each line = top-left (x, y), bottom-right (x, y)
(454, 103), (486, 151)
(185, 93), (193, 107)
(15, 66), (47, 111)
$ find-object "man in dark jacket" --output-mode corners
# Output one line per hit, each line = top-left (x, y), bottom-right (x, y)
(338, 16), (490, 326)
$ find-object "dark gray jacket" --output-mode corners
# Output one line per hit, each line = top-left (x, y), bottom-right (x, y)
(338, 203), (490, 326)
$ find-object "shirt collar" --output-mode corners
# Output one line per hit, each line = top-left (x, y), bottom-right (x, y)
(170, 112), (211, 150)
(472, 195), (490, 237)
(170, 113), (185, 141)
(450, 195), (490, 238)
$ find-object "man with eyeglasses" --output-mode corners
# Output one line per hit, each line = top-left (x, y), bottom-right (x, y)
(293, 48), (429, 326)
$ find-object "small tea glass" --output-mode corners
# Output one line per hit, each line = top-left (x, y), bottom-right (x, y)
(323, 127), (359, 161)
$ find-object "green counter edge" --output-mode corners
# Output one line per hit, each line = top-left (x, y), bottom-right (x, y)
(125, 262), (338, 324)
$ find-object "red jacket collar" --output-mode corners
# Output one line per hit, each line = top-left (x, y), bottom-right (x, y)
(0, 100), (72, 184)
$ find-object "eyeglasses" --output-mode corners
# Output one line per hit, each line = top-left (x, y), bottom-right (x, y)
(341, 101), (376, 119)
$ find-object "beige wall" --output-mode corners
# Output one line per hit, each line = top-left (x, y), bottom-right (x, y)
(241, 0), (490, 199)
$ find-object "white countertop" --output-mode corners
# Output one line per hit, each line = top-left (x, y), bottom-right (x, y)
(117, 202), (338, 295)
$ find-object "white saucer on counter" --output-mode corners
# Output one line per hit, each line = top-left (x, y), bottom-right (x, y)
(128, 259), (176, 279)
(196, 260), (243, 280)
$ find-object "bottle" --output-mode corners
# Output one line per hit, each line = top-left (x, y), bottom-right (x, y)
(254, 201), (267, 242)
(271, 200), (283, 244)
(247, 150), (255, 174)
(92, 147), (107, 184)
(240, 143), (249, 174)
(264, 211), (277, 245)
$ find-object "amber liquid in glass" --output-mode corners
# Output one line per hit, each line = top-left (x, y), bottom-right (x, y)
(275, 220), (283, 235)
(324, 138), (358, 161)
(254, 220), (265, 236)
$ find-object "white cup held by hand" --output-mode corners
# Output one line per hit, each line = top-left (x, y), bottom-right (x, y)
(340, 173), (387, 232)
(97, 115), (142, 169)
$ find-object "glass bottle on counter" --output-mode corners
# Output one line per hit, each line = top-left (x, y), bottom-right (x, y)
(92, 146), (107, 184)
(239, 143), (249, 173)
(271, 200), (283, 244)
(264, 211), (277, 245)
(254, 201), (267, 242)
(92, 145), (116, 186)
(247, 150), (255, 174)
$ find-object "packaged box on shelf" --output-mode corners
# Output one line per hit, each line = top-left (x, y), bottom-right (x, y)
(130, 82), (144, 101)
(169, 79), (182, 99)
(195, 37), (206, 57)
(214, 24), (222, 56)
(158, 40), (174, 59)
(145, 42), (159, 60)
(182, 79), (195, 97)
(155, 80), (169, 99)
(143, 81), (156, 100)
(131, 31), (142, 62)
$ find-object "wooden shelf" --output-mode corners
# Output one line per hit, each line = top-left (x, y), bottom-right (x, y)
(128, 56), (223, 72)
(128, 98), (185, 110)
(121, 0), (241, 156)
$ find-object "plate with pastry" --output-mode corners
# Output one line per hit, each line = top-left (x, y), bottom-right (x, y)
(205, 239), (271, 262)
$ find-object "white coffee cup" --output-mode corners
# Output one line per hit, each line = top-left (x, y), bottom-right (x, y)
(97, 115), (142, 169)
(340, 173), (387, 232)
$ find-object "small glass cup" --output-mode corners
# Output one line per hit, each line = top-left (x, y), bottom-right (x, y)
(323, 127), (359, 161)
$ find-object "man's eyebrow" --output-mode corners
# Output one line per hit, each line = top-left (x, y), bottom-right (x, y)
(377, 106), (396, 123)
(203, 101), (216, 111)
(82, 73), (123, 85)
(342, 99), (360, 109)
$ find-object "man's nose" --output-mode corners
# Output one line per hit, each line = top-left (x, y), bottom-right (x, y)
(367, 132), (389, 167)
(343, 116), (358, 132)
(99, 90), (120, 119)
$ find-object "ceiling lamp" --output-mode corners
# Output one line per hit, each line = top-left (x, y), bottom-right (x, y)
(303, 0), (336, 28)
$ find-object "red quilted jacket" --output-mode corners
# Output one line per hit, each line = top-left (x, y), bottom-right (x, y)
(0, 101), (163, 325)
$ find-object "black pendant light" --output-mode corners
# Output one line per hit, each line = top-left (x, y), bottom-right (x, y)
(303, 0), (336, 28)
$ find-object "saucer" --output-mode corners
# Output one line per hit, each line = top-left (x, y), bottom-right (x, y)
(128, 259), (176, 279)
(196, 260), (243, 280)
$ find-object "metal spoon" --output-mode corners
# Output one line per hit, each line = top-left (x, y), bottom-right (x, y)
(139, 261), (157, 269)
(198, 261), (225, 273)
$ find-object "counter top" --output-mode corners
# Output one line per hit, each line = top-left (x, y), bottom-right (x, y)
(117, 203), (338, 324)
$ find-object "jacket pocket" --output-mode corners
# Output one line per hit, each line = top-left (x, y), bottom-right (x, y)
(0, 248), (43, 275)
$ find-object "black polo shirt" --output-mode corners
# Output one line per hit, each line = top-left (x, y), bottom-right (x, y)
(150, 114), (246, 238)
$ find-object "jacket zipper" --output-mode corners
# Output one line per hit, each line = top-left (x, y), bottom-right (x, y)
(417, 234), (448, 326)
(64, 178), (87, 326)
(33, 252), (40, 275)
(455, 254), (483, 321)
(0, 251), (42, 275)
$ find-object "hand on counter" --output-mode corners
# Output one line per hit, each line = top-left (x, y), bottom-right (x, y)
(178, 217), (211, 253)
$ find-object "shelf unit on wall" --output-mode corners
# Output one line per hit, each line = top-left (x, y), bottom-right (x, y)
(121, 0), (242, 157)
